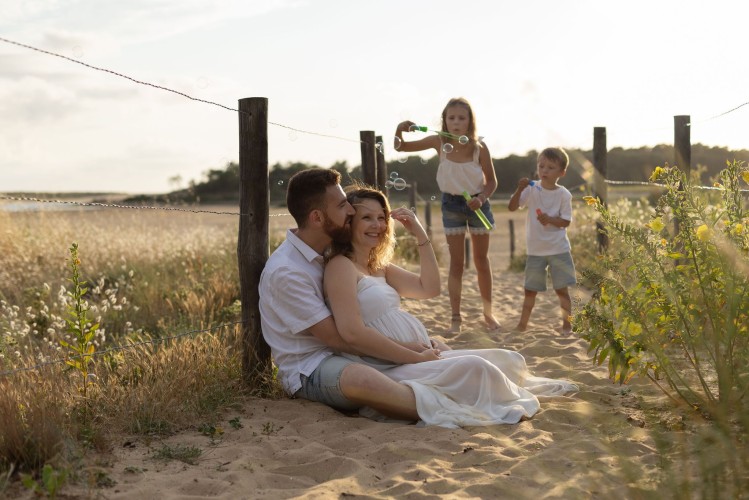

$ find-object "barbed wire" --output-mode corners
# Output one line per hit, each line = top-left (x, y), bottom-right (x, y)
(0, 194), (293, 217)
(604, 179), (749, 192)
(0, 320), (245, 378)
(0, 36), (364, 145)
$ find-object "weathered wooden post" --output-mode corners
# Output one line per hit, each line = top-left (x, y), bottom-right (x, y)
(674, 115), (691, 176)
(375, 134), (387, 194)
(360, 131), (377, 187)
(238, 97), (271, 385)
(424, 200), (432, 238)
(464, 238), (471, 269)
(593, 126), (609, 252)
(509, 219), (516, 262)
(409, 182), (417, 211)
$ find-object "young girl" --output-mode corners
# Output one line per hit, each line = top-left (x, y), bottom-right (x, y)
(394, 97), (500, 333)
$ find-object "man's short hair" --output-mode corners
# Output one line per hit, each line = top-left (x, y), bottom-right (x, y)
(286, 168), (342, 227)
(538, 147), (570, 171)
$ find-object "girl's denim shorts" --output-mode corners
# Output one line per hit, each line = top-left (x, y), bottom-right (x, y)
(441, 192), (495, 235)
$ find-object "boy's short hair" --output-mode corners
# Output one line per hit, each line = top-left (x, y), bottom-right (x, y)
(538, 147), (570, 171)
(286, 168), (341, 227)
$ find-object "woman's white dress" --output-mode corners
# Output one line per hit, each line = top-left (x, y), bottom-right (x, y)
(345, 275), (578, 428)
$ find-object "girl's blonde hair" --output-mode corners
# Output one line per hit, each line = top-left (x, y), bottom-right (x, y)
(325, 184), (395, 273)
(441, 97), (478, 144)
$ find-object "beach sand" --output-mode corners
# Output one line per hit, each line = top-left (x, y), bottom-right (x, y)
(64, 211), (673, 499)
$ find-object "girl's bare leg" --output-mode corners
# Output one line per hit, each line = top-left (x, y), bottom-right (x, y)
(445, 232), (466, 332)
(471, 232), (500, 331)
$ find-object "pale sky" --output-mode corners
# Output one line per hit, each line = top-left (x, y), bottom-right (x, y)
(1, 0), (747, 194)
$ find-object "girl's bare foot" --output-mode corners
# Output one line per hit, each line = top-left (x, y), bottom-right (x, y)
(448, 313), (462, 333)
(514, 323), (528, 332)
(484, 314), (501, 332)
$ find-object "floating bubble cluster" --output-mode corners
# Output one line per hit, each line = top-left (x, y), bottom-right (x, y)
(385, 178), (408, 191)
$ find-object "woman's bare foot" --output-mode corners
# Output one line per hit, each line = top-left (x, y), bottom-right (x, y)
(448, 313), (462, 334)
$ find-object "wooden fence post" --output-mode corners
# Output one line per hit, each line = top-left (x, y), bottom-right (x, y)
(375, 135), (387, 194)
(593, 126), (609, 252)
(509, 219), (515, 262)
(464, 238), (471, 269)
(238, 97), (271, 384)
(360, 131), (377, 187)
(424, 200), (432, 238)
(674, 115), (691, 176)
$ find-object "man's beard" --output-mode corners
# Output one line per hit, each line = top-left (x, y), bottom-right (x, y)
(322, 213), (352, 244)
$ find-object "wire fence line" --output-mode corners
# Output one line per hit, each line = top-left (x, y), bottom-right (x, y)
(0, 36), (365, 146)
(0, 194), (293, 217)
(0, 320), (246, 379)
(3, 35), (748, 149)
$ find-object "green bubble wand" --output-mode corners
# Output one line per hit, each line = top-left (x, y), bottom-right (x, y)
(409, 125), (470, 144)
(462, 191), (492, 230)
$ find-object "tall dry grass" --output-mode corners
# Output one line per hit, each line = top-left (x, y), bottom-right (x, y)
(0, 206), (286, 490)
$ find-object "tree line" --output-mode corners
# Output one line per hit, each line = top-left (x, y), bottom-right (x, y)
(125, 144), (749, 205)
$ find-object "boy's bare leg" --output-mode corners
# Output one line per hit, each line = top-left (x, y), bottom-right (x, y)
(555, 287), (572, 333)
(515, 289), (537, 331)
(339, 364), (419, 421)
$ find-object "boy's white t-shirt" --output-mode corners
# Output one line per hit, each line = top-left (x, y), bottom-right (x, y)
(518, 184), (573, 256)
(258, 229), (334, 395)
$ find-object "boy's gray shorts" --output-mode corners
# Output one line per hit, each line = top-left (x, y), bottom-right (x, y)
(524, 252), (577, 292)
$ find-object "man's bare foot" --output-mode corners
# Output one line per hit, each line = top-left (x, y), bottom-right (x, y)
(484, 314), (501, 332)
(448, 313), (462, 333)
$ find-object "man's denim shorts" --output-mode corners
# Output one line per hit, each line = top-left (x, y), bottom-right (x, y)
(441, 192), (495, 235)
(524, 252), (577, 292)
(294, 354), (360, 411)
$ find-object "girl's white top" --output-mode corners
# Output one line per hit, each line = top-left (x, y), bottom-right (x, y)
(436, 143), (484, 195)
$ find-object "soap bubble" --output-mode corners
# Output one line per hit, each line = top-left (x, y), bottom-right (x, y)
(431, 196), (436, 201)
(278, 180), (284, 186)
(409, 124), (419, 132)
(385, 180), (394, 189)
(393, 136), (402, 149)
(459, 135), (469, 145)
(390, 172), (398, 179)
(442, 143), (454, 154)
(376, 142), (384, 154)
(420, 157), (429, 165)
(397, 156), (408, 164)
(393, 178), (408, 190)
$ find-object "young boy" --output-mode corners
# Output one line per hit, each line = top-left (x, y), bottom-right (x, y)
(508, 147), (576, 334)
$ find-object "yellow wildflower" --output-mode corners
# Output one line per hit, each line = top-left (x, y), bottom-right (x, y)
(583, 196), (598, 206)
(649, 166), (664, 182)
(732, 223), (744, 236)
(646, 217), (665, 232)
(742, 171), (749, 184)
(627, 322), (642, 336)
(696, 224), (712, 242)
